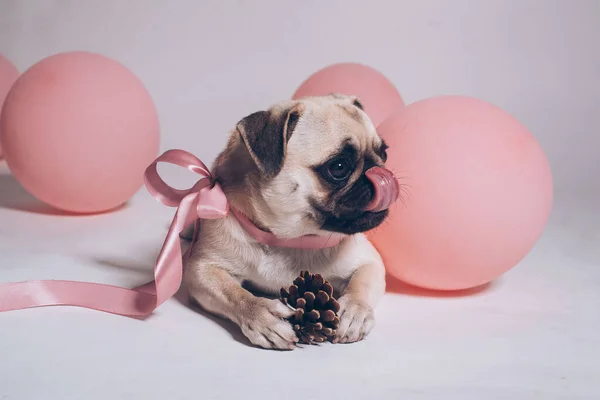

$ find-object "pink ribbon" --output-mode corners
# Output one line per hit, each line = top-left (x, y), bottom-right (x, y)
(0, 149), (228, 317)
(0, 149), (399, 316)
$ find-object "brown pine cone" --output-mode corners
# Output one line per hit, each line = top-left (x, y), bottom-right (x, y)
(280, 270), (341, 344)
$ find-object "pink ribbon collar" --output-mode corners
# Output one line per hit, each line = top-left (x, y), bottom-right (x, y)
(0, 149), (346, 316)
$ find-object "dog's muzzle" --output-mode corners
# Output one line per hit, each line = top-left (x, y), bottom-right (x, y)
(365, 167), (400, 212)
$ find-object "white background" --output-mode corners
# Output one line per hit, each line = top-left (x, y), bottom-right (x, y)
(0, 1), (599, 399)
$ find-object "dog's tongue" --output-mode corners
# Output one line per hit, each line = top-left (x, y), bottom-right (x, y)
(365, 167), (400, 212)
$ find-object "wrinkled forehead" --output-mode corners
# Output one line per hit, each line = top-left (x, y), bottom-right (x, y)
(287, 101), (382, 165)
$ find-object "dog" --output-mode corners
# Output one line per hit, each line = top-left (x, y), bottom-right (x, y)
(182, 94), (398, 350)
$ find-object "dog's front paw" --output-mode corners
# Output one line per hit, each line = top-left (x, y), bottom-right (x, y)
(238, 298), (298, 350)
(333, 295), (375, 344)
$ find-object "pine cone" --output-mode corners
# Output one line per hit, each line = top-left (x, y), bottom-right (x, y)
(280, 270), (341, 344)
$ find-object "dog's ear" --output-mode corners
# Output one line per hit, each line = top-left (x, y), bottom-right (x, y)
(328, 92), (364, 110)
(236, 103), (303, 177)
(351, 97), (364, 110)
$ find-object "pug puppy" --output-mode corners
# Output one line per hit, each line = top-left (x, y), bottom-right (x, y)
(183, 94), (398, 350)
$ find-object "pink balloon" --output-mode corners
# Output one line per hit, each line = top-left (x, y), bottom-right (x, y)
(0, 51), (160, 213)
(370, 96), (553, 291)
(0, 54), (20, 159)
(292, 63), (404, 127)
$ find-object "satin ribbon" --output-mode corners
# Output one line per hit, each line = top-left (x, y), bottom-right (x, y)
(0, 149), (354, 316)
(0, 149), (228, 316)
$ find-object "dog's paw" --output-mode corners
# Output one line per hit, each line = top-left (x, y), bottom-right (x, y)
(238, 298), (298, 350)
(333, 295), (375, 344)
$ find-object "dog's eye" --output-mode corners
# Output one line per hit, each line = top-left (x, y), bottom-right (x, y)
(327, 158), (353, 181)
(378, 142), (389, 162)
(381, 150), (388, 162)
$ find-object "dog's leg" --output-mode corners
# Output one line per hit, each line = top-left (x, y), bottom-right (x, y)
(334, 261), (386, 344)
(185, 262), (298, 350)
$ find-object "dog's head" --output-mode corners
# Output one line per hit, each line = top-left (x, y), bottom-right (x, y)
(214, 94), (396, 239)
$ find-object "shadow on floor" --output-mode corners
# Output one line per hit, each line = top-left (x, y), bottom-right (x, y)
(172, 285), (255, 348)
(90, 243), (256, 348)
(93, 253), (161, 273)
(83, 215), (493, 344)
(0, 172), (127, 216)
(385, 273), (496, 297)
(0, 173), (69, 215)
(93, 255), (494, 344)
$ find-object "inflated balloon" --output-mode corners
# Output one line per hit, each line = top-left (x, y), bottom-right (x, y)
(370, 96), (553, 291)
(0, 51), (160, 213)
(292, 63), (404, 127)
(0, 54), (19, 159)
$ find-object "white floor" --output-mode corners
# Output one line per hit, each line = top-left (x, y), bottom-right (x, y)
(1, 162), (599, 400)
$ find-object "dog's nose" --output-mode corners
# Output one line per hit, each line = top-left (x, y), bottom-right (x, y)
(365, 167), (399, 212)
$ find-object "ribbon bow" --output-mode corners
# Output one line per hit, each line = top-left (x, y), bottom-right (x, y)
(0, 149), (227, 316)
